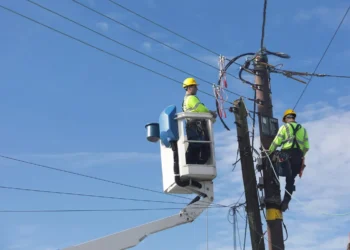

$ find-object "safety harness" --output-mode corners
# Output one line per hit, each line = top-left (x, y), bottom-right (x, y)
(275, 123), (302, 177)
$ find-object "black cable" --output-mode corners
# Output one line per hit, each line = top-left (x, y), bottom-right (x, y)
(258, 231), (267, 249)
(293, 5), (350, 109)
(243, 212), (248, 250)
(27, 0), (244, 98)
(0, 207), (223, 213)
(0, 154), (227, 208)
(272, 68), (350, 79)
(251, 91), (257, 155)
(260, 0), (268, 50)
(0, 185), (224, 207)
(232, 149), (240, 171)
(283, 221), (288, 241)
(72, 0), (242, 81)
(108, 0), (220, 57)
(0, 4), (236, 105)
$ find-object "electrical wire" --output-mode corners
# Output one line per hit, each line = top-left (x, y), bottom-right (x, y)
(0, 185), (224, 207)
(27, 0), (244, 98)
(0, 154), (227, 208)
(107, 0), (220, 57)
(243, 211), (248, 250)
(215, 52), (257, 131)
(283, 221), (288, 241)
(260, 0), (268, 50)
(72, 0), (242, 81)
(293, 5), (350, 110)
(272, 68), (350, 79)
(0, 4), (238, 106)
(0, 207), (224, 213)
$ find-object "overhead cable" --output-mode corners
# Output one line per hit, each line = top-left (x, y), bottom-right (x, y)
(293, 5), (350, 109)
(0, 207), (224, 213)
(0, 154), (227, 208)
(272, 68), (350, 80)
(28, 0), (244, 98)
(0, 4), (243, 104)
(72, 0), (242, 81)
(108, 0), (221, 57)
(260, 0), (268, 50)
(0, 185), (224, 207)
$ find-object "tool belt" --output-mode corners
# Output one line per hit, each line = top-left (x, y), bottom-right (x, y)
(273, 151), (292, 177)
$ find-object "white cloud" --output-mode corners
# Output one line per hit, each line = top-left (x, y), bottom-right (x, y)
(338, 95), (350, 107)
(96, 22), (108, 32)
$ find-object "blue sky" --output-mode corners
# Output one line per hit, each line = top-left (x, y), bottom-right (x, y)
(1, 0), (349, 249)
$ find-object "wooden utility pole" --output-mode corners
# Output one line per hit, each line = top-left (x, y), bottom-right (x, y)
(232, 97), (265, 250)
(254, 51), (285, 250)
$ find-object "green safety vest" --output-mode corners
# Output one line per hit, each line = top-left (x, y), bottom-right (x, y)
(182, 94), (209, 113)
(269, 122), (310, 156)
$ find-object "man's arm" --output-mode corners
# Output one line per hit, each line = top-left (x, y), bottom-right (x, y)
(302, 128), (310, 156)
(268, 125), (286, 154)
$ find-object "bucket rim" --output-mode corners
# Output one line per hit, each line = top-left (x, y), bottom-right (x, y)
(145, 122), (159, 128)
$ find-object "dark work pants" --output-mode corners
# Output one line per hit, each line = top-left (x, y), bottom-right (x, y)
(282, 148), (303, 201)
(185, 122), (210, 164)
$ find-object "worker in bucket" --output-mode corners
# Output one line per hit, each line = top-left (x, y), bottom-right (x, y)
(268, 109), (310, 212)
(182, 77), (217, 164)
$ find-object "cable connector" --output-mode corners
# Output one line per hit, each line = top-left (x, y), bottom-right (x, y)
(252, 84), (263, 91)
(257, 177), (264, 190)
(259, 195), (266, 209)
(256, 157), (264, 171)
(248, 98), (264, 105)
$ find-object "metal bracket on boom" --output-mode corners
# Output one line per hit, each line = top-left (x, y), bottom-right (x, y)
(62, 181), (214, 250)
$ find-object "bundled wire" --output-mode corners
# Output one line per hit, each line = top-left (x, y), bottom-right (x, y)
(215, 52), (256, 131)
(213, 55), (229, 119)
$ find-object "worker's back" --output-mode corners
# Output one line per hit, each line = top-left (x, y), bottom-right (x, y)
(283, 122), (309, 155)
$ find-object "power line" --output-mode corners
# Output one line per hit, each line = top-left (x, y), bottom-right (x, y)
(107, 0), (220, 57)
(27, 0), (244, 98)
(72, 0), (243, 81)
(0, 207), (225, 213)
(272, 68), (350, 79)
(0, 4), (240, 104)
(293, 5), (350, 110)
(0, 154), (227, 208)
(0, 185), (224, 207)
(260, 0), (268, 50)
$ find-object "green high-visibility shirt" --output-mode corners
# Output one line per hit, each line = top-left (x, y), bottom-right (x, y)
(268, 122), (310, 156)
(182, 94), (209, 113)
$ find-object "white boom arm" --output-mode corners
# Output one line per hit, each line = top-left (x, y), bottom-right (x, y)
(63, 181), (214, 250)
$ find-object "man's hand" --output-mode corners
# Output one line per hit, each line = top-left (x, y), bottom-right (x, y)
(210, 110), (217, 119)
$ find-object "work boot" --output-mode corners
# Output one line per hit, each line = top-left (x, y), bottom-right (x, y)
(280, 196), (291, 212)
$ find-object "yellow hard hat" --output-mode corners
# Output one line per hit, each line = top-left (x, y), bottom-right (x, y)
(283, 109), (296, 121)
(183, 77), (198, 88)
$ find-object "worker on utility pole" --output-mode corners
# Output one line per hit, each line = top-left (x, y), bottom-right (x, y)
(268, 109), (310, 212)
(182, 77), (217, 164)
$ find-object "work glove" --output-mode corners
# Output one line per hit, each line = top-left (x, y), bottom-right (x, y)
(210, 110), (217, 119)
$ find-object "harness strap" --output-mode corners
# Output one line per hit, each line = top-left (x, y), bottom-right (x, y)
(290, 123), (301, 149)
